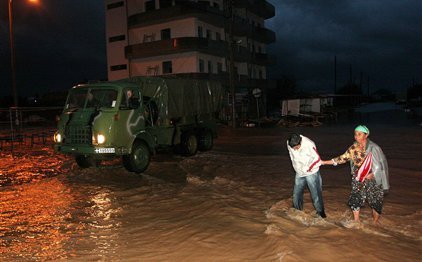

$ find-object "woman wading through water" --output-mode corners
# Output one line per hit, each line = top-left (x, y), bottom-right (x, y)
(322, 125), (389, 224)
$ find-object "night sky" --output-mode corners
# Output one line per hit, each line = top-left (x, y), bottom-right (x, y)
(0, 0), (421, 98)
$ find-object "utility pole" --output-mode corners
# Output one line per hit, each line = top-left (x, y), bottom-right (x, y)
(334, 56), (337, 94)
(9, 0), (18, 108)
(224, 0), (236, 128)
(367, 76), (370, 98)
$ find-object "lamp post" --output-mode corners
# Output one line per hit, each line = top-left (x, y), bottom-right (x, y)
(8, 0), (18, 107)
(8, 0), (39, 108)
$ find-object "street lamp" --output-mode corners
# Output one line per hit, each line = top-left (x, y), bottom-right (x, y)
(8, 0), (40, 108)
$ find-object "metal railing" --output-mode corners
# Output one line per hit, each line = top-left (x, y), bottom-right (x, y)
(0, 107), (62, 153)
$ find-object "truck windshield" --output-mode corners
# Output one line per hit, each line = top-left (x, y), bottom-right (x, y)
(65, 88), (118, 110)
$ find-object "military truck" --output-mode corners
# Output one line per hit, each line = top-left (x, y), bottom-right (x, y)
(54, 77), (224, 173)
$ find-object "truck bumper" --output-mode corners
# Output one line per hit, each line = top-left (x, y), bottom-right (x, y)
(55, 144), (128, 155)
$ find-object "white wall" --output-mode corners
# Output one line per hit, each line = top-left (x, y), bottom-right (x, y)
(196, 20), (226, 40)
(129, 18), (197, 44)
(129, 18), (226, 44)
(106, 0), (129, 80)
(130, 52), (227, 76)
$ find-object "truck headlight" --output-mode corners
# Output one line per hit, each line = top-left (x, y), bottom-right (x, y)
(97, 134), (106, 144)
(54, 132), (62, 143)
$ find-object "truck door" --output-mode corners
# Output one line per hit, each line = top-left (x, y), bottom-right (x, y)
(115, 88), (143, 148)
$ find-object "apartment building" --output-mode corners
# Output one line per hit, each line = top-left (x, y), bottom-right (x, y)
(105, 0), (275, 119)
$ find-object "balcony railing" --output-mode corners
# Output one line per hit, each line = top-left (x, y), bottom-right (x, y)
(234, 46), (276, 65)
(233, 0), (275, 19)
(232, 21), (276, 44)
(125, 37), (227, 59)
(126, 37), (275, 66)
(128, 2), (224, 29)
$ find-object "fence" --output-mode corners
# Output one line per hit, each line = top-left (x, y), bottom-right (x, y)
(0, 107), (62, 152)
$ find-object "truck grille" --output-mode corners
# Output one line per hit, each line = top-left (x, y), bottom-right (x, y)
(65, 126), (92, 145)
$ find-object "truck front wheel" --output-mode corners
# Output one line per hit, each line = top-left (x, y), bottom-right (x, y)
(123, 141), (151, 173)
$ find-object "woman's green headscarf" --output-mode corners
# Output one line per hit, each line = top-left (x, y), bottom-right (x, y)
(355, 125), (370, 135)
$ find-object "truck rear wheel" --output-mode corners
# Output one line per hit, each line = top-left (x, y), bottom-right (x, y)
(182, 132), (198, 156)
(75, 155), (99, 168)
(198, 130), (213, 151)
(123, 141), (150, 173)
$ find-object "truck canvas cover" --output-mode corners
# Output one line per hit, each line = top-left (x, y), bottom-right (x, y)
(122, 77), (224, 119)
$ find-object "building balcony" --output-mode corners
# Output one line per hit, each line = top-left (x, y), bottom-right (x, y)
(128, 2), (224, 29)
(125, 37), (227, 59)
(233, 45), (276, 65)
(126, 37), (276, 66)
(233, 0), (275, 19)
(232, 22), (276, 44)
(253, 53), (277, 65)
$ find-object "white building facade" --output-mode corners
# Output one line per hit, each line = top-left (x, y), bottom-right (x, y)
(105, 0), (275, 120)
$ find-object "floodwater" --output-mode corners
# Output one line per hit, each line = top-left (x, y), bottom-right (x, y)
(0, 109), (421, 261)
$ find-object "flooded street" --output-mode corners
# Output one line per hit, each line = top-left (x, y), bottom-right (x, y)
(0, 116), (421, 261)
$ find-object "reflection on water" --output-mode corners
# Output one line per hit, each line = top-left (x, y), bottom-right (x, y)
(0, 146), (125, 260)
(0, 179), (76, 259)
(0, 147), (69, 186)
(82, 190), (123, 259)
(0, 177), (127, 260)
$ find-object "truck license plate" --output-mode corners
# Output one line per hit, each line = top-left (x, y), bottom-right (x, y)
(95, 148), (115, 153)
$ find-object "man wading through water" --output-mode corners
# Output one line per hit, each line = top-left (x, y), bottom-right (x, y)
(287, 133), (326, 218)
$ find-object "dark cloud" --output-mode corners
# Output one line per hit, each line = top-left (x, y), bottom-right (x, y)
(266, 0), (422, 93)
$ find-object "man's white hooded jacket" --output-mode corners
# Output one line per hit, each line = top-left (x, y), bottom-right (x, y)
(287, 135), (321, 177)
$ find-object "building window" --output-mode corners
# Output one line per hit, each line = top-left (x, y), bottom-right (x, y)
(146, 65), (160, 75)
(161, 28), (171, 40)
(199, 59), (204, 73)
(217, 62), (223, 73)
(159, 0), (173, 8)
(107, 1), (124, 10)
(213, 2), (220, 9)
(259, 70), (263, 79)
(145, 0), (156, 11)
(110, 64), (127, 71)
(206, 29), (212, 39)
(198, 26), (203, 38)
(163, 61), (172, 74)
(108, 34), (126, 43)
(208, 61), (213, 73)
(216, 32), (221, 41)
(258, 46), (262, 54)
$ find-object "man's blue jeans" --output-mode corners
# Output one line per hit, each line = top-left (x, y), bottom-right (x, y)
(293, 171), (325, 215)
